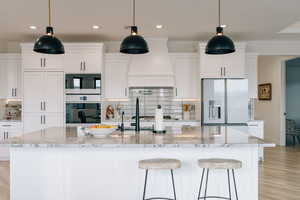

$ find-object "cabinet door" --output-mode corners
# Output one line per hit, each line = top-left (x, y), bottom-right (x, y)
(64, 52), (84, 73)
(23, 113), (43, 133)
(223, 48), (246, 78)
(23, 72), (44, 113)
(0, 60), (7, 98)
(22, 52), (44, 70)
(6, 58), (21, 98)
(200, 52), (223, 78)
(104, 60), (128, 99)
(44, 113), (64, 129)
(0, 128), (5, 140)
(0, 128), (9, 160)
(43, 54), (64, 70)
(44, 72), (64, 113)
(174, 57), (199, 99)
(246, 54), (258, 98)
(83, 51), (102, 73)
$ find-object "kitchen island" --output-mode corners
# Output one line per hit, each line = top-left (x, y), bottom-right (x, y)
(4, 126), (274, 200)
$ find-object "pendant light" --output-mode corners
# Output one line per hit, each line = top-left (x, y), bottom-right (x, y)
(34, 0), (65, 54)
(206, 0), (235, 54)
(120, 0), (149, 54)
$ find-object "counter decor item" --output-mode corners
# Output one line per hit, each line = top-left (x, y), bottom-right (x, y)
(153, 105), (166, 134)
(84, 124), (117, 137)
(258, 83), (272, 100)
(3, 101), (22, 120)
(183, 104), (192, 120)
(105, 105), (115, 120)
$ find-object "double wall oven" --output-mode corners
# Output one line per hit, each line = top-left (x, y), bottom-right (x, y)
(65, 74), (101, 125)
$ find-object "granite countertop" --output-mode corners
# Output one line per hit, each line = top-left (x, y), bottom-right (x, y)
(0, 126), (275, 148)
(0, 120), (22, 123)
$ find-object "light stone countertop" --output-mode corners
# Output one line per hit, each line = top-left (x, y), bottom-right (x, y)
(0, 126), (275, 148)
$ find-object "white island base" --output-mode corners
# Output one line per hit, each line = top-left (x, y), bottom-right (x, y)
(11, 147), (259, 200)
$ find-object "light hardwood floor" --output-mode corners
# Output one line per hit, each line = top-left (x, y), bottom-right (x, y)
(0, 146), (299, 200)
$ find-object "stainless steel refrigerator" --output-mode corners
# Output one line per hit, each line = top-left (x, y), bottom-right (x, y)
(202, 79), (249, 125)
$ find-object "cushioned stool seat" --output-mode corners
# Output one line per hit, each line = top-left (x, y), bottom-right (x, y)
(198, 158), (242, 169)
(139, 158), (181, 170)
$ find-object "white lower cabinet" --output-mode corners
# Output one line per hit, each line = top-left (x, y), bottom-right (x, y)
(23, 113), (64, 134)
(0, 122), (23, 160)
(247, 120), (264, 160)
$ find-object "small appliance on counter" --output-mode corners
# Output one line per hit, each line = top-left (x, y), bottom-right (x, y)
(153, 105), (166, 134)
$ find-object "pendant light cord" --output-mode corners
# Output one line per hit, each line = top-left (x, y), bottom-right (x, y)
(218, 0), (221, 27)
(133, 0), (136, 26)
(48, 0), (52, 26)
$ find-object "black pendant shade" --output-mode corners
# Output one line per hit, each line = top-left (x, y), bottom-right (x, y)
(206, 27), (235, 54)
(34, 27), (65, 54)
(33, 0), (64, 54)
(205, 0), (235, 55)
(120, 0), (148, 54)
(120, 26), (149, 54)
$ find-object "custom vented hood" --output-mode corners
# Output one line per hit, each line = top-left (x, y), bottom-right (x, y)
(127, 38), (175, 87)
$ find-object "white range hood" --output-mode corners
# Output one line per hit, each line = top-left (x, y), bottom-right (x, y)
(127, 38), (175, 87)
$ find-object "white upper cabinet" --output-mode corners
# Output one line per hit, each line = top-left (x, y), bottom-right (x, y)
(245, 53), (258, 98)
(199, 43), (246, 78)
(104, 54), (129, 99)
(21, 44), (63, 70)
(171, 53), (200, 99)
(0, 54), (22, 99)
(64, 43), (103, 73)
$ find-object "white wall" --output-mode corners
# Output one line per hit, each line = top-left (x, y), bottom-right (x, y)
(255, 56), (296, 145)
(286, 58), (300, 127)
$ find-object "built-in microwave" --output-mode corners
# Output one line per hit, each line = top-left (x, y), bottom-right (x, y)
(65, 74), (101, 94)
(66, 94), (101, 124)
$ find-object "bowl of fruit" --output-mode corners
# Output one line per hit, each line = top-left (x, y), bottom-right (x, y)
(86, 124), (118, 137)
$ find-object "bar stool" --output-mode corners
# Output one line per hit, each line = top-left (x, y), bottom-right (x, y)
(139, 158), (181, 200)
(197, 158), (242, 200)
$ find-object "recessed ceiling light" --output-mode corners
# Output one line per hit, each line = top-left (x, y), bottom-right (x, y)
(92, 25), (100, 29)
(220, 24), (227, 28)
(156, 25), (163, 29)
(29, 25), (37, 30)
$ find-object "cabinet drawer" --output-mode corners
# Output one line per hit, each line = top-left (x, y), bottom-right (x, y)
(0, 122), (22, 130)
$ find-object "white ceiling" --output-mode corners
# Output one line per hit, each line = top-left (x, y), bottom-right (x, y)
(1, 0), (300, 42)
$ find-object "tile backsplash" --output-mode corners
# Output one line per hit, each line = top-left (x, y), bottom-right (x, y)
(0, 100), (22, 120)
